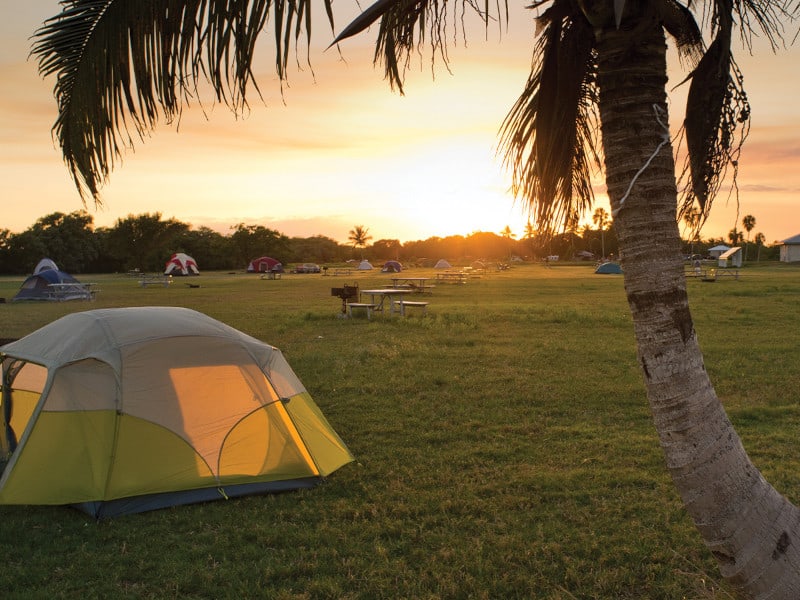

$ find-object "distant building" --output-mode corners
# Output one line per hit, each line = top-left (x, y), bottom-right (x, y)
(718, 247), (742, 268)
(708, 244), (730, 259)
(779, 234), (800, 263)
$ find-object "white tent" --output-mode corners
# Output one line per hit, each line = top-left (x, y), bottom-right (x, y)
(434, 259), (452, 269)
(357, 260), (373, 270)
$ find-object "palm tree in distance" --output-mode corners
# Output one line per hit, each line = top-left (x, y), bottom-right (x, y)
(754, 231), (766, 261)
(30, 1), (800, 594)
(591, 207), (610, 259)
(742, 214), (756, 260)
(500, 225), (516, 260)
(682, 205), (702, 257)
(348, 225), (372, 259)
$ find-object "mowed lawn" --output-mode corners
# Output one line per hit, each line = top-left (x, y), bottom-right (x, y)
(1, 263), (798, 599)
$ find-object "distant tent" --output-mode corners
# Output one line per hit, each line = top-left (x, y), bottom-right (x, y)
(357, 260), (373, 270)
(434, 259), (452, 269)
(595, 262), (623, 275)
(247, 256), (283, 273)
(12, 269), (91, 302)
(33, 258), (58, 274)
(470, 260), (486, 271)
(164, 253), (200, 276)
(0, 307), (354, 518)
(382, 260), (402, 273)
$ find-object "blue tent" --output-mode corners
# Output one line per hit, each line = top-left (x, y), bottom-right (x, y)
(12, 269), (90, 302)
(382, 260), (402, 273)
(595, 262), (623, 275)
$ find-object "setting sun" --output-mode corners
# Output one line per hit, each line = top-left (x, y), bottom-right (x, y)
(1, 4), (798, 244)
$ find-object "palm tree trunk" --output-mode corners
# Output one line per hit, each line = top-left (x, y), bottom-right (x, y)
(595, 21), (800, 597)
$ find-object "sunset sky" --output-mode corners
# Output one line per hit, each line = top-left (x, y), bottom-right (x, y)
(2, 3), (799, 246)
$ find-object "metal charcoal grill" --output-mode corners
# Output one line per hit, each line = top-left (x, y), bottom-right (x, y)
(331, 284), (359, 314)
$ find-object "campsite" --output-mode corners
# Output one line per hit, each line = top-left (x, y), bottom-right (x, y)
(1, 262), (799, 598)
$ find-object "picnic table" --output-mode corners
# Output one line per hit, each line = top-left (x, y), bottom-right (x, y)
(389, 277), (434, 294)
(359, 288), (428, 317)
(47, 282), (97, 301)
(435, 271), (468, 284)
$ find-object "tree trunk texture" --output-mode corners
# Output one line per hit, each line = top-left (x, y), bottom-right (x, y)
(594, 18), (800, 598)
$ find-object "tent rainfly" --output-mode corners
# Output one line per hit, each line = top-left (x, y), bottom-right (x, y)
(434, 259), (452, 269)
(357, 260), (373, 270)
(164, 253), (200, 276)
(0, 307), (353, 518)
(33, 258), (58, 274)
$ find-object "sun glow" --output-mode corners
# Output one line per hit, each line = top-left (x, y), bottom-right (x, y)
(2, 5), (799, 244)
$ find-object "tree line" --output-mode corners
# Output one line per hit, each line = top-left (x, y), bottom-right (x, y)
(0, 210), (780, 276)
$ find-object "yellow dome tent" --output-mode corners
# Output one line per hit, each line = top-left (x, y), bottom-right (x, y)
(0, 307), (353, 518)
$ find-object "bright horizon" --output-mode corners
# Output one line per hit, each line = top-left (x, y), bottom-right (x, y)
(2, 4), (799, 246)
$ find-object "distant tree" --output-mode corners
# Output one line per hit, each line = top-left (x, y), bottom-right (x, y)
(176, 227), (233, 270)
(500, 225), (517, 260)
(754, 232), (766, 262)
(728, 228), (743, 247)
(522, 220), (542, 260)
(0, 229), (11, 274)
(4, 230), (48, 275)
(682, 206), (701, 256)
(592, 207), (610, 258)
(288, 235), (343, 264)
(106, 213), (188, 272)
(742, 214), (756, 260)
(25, 211), (98, 273)
(229, 224), (289, 267)
(348, 225), (372, 258)
(371, 238), (402, 261)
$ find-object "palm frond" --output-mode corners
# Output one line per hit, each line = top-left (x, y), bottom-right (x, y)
(732, 0), (800, 52)
(498, 3), (600, 232)
(31, 0), (335, 203)
(330, 0), (400, 47)
(675, 0), (799, 224)
(657, 0), (703, 67)
(334, 0), (508, 94)
(679, 2), (749, 222)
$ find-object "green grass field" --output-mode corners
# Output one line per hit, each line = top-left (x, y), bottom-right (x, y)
(1, 263), (798, 599)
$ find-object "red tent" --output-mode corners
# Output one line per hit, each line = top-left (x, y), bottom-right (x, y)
(247, 256), (283, 273)
(164, 253), (200, 276)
